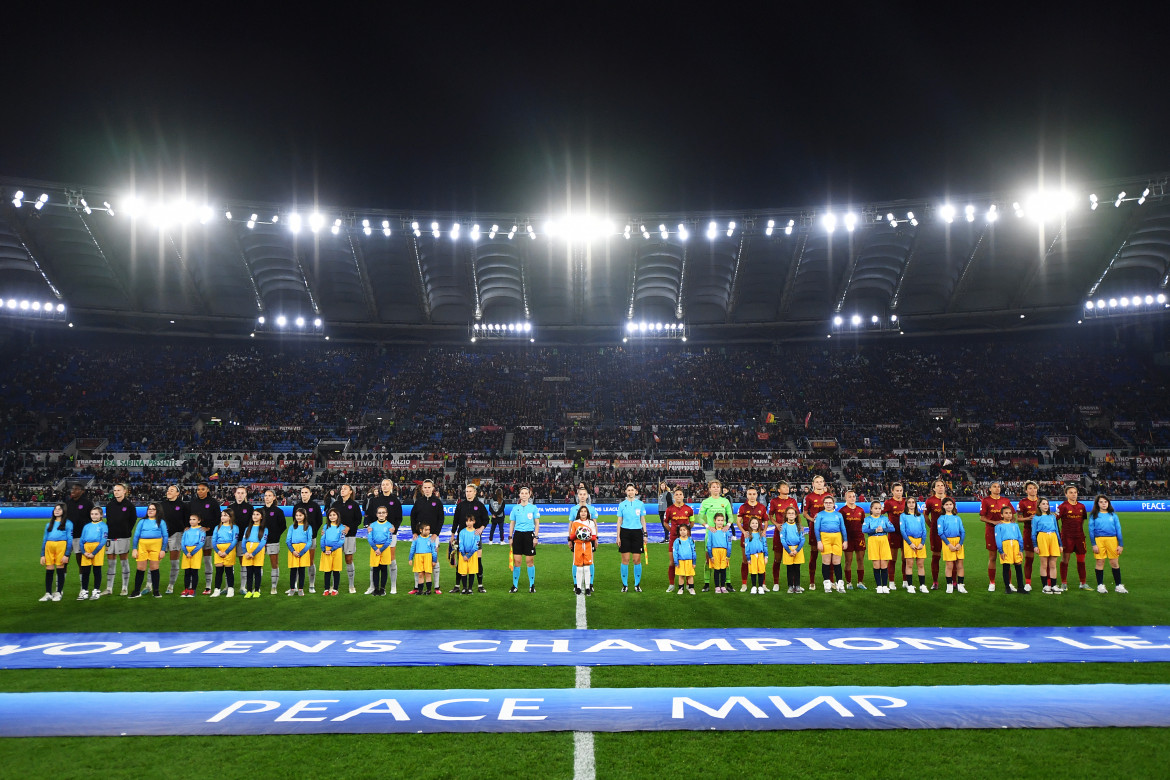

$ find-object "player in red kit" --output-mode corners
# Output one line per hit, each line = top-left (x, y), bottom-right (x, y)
(840, 489), (867, 590)
(882, 483), (907, 591)
(922, 478), (950, 590)
(663, 488), (694, 592)
(768, 481), (799, 591)
(1015, 480), (1041, 592)
(979, 481), (1014, 591)
(801, 475), (833, 590)
(1056, 484), (1090, 591)
(737, 487), (768, 591)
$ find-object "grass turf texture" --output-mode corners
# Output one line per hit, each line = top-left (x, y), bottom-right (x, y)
(2, 513), (1167, 778)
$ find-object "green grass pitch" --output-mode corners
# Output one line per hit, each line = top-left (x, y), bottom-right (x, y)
(1, 513), (1167, 778)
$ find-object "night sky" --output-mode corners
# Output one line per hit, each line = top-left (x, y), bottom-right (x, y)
(2, 5), (1166, 216)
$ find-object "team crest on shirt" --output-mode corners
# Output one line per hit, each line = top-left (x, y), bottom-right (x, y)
(527, 512), (533, 520)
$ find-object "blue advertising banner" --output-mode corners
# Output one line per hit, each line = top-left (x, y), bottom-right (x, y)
(1, 684), (1167, 736)
(2, 626), (1168, 670)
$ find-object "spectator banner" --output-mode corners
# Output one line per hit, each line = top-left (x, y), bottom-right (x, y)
(3, 626), (1168, 670)
(808, 439), (837, 449)
(1078, 405), (1101, 416)
(1048, 436), (1070, 446)
(1059, 473), (1082, 481)
(213, 459), (241, 469)
(547, 459), (573, 469)
(1152, 421), (1170, 428)
(326, 460), (352, 470)
(1114, 421), (1136, 428)
(1137, 456), (1166, 466)
(565, 411), (592, 420)
(381, 459), (444, 469)
(466, 458), (492, 468)
(956, 422), (980, 429)
(584, 459), (611, 469)
(611, 459), (699, 470)
(927, 407), (950, 416)
(3, 684), (1167, 736)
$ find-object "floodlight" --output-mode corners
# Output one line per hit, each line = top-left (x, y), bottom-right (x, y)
(289, 213), (302, 233)
(986, 204), (999, 223)
(276, 315), (287, 326)
(851, 314), (861, 326)
(871, 315), (879, 323)
(707, 221), (717, 239)
(785, 219), (794, 236)
(1084, 301), (1094, 310)
(1114, 192), (1125, 207)
(626, 321), (636, 332)
(677, 223), (689, 240)
(1089, 194), (1098, 210)
(258, 316), (266, 324)
(726, 221), (735, 237)
(639, 322), (647, 332)
(1119, 297), (1129, 307)
(940, 204), (955, 223)
(199, 206), (214, 224)
(314, 317), (322, 327)
(1108, 299), (1117, 308)
(431, 221), (440, 238)
(890, 314), (898, 322)
(523, 322), (531, 332)
(659, 223), (668, 239)
(309, 213), (324, 232)
(844, 213), (857, 232)
(5, 300), (14, 308)
(1158, 294), (1167, 304)
(832, 315), (843, 326)
(19, 300), (29, 310)
(822, 213), (837, 233)
(451, 222), (461, 239)
(56, 303), (65, 312)
(31, 301), (40, 311)
(295, 316), (306, 327)
(1145, 295), (1154, 305)
(471, 224), (480, 240)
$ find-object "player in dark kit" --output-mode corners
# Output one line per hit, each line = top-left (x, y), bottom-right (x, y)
(1056, 484), (1090, 591)
(364, 479), (404, 594)
(922, 479), (950, 590)
(188, 481), (220, 594)
(768, 481), (798, 591)
(736, 487), (768, 591)
(801, 475), (833, 590)
(664, 488), (694, 592)
(882, 483), (907, 591)
(411, 480), (445, 593)
(293, 487), (323, 593)
(451, 483), (491, 592)
(979, 481), (1014, 591)
(1015, 480), (1041, 592)
(840, 489), (867, 590)
(328, 484), (364, 594)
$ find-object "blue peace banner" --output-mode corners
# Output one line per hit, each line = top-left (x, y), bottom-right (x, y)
(1, 684), (1167, 736)
(2, 626), (1168, 670)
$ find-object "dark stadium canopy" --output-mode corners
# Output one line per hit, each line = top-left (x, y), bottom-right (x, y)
(1, 176), (1167, 344)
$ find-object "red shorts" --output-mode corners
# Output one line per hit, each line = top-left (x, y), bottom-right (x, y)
(984, 524), (997, 551)
(929, 526), (942, 553)
(1021, 522), (1034, 552)
(888, 531), (903, 552)
(771, 530), (785, 551)
(1063, 535), (1087, 555)
(846, 525), (865, 549)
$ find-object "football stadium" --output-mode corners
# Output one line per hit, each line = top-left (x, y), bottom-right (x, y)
(2, 8), (1169, 779)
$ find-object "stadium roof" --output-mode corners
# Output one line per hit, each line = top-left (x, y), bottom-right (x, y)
(2, 175), (1168, 344)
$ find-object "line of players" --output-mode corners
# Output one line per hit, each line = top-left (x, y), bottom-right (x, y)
(660, 478), (1127, 595)
(36, 478), (499, 601)
(35, 475), (1128, 600)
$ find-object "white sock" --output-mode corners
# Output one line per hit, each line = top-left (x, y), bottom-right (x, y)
(169, 558), (180, 585)
(389, 561), (397, 589)
(308, 565), (316, 588)
(204, 556), (213, 588)
(271, 566), (280, 587)
(107, 562), (116, 590)
(346, 563), (355, 589)
(369, 568), (376, 587)
(433, 564), (440, 589)
(121, 564), (129, 590)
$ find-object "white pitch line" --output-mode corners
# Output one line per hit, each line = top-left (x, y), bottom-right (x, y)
(573, 591), (595, 780)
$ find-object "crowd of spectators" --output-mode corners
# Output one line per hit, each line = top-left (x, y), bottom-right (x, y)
(3, 329), (1170, 503)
